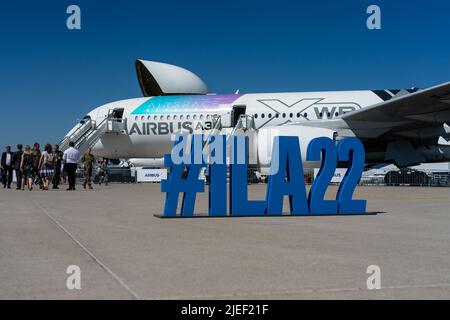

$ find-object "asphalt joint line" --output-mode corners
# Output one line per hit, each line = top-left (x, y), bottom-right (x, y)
(31, 198), (140, 300)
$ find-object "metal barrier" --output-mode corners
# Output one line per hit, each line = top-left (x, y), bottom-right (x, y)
(75, 167), (136, 184)
(429, 172), (450, 187)
(63, 166), (450, 187)
(384, 170), (431, 186)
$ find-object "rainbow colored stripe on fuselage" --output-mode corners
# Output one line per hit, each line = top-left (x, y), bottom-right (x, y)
(131, 95), (242, 115)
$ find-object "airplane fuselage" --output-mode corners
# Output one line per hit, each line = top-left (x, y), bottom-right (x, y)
(61, 58), (450, 168)
(87, 90), (385, 159)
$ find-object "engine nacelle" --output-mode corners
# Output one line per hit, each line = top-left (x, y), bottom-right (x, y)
(127, 158), (164, 168)
(254, 126), (337, 169)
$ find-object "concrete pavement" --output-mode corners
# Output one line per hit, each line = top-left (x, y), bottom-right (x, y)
(0, 184), (449, 299)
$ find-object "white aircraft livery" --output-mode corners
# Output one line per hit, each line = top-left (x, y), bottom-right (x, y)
(61, 60), (450, 169)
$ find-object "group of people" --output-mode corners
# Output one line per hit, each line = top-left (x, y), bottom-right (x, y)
(1, 142), (109, 191)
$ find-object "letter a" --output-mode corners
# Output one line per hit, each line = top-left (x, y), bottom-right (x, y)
(66, 5), (81, 30)
(366, 5), (381, 30)
(366, 265), (381, 290)
(266, 136), (309, 215)
(66, 265), (81, 290)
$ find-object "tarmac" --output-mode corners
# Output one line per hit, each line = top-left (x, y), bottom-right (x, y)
(0, 183), (449, 299)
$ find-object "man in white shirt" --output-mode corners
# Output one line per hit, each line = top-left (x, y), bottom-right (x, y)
(63, 142), (81, 191)
(1, 146), (14, 189)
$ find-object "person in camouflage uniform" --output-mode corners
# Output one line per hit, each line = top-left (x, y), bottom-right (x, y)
(81, 148), (95, 189)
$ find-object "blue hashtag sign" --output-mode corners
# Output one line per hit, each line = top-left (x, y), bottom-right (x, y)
(160, 134), (368, 218)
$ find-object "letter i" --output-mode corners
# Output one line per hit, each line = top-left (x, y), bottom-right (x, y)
(208, 135), (227, 216)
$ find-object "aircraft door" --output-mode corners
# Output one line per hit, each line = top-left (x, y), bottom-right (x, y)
(107, 108), (126, 132)
(109, 108), (124, 120)
(232, 105), (246, 127)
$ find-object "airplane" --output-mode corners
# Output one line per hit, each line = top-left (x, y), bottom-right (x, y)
(60, 60), (450, 172)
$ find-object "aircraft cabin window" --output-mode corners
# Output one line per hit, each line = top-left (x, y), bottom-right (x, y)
(167, 115), (171, 120)
(134, 116), (138, 121)
(200, 115), (204, 120)
(180, 115), (184, 120)
(303, 113), (307, 118)
(261, 114), (265, 119)
(186, 115), (190, 120)
(254, 114), (258, 119)
(193, 115), (197, 120)
(289, 113), (293, 118)
(160, 115), (164, 120)
(327, 113), (331, 117)
(282, 113), (286, 118)
(275, 114), (279, 118)
(319, 113), (323, 117)
(335, 112), (339, 117)
(173, 115), (177, 120)
(268, 113), (272, 118)
(206, 114), (210, 119)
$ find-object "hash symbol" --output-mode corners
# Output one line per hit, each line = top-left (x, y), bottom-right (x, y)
(161, 137), (205, 216)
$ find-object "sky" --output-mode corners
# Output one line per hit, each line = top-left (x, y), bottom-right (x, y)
(0, 0), (449, 148)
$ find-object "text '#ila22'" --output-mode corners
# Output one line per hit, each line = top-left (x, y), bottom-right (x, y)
(161, 135), (367, 217)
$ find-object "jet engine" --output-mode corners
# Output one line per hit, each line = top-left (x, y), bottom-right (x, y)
(253, 126), (337, 169)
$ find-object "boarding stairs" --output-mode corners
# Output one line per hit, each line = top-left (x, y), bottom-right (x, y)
(59, 117), (127, 154)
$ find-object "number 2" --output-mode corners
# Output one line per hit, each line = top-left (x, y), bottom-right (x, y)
(336, 138), (367, 214)
(306, 137), (339, 214)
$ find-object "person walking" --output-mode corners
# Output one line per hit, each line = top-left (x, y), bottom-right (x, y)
(38, 144), (54, 191)
(1, 146), (14, 189)
(20, 145), (35, 191)
(98, 158), (109, 186)
(61, 167), (67, 185)
(13, 144), (23, 190)
(52, 144), (63, 189)
(63, 142), (80, 191)
(81, 148), (95, 189)
(32, 143), (43, 189)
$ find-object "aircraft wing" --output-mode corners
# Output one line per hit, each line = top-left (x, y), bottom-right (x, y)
(341, 82), (450, 139)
